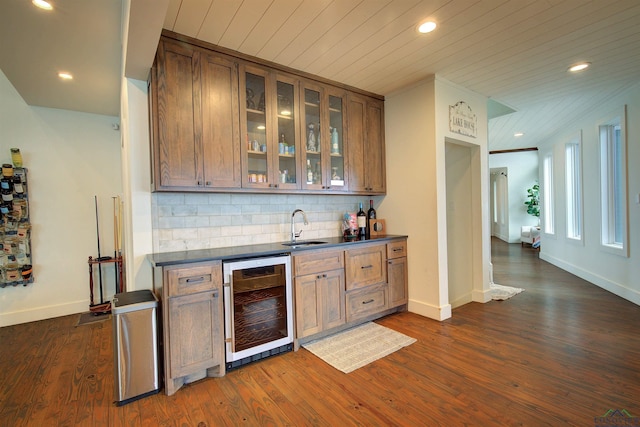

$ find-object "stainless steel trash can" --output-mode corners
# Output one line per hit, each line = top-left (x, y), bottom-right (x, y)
(112, 289), (159, 406)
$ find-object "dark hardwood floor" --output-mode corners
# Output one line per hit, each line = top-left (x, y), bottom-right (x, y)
(2, 238), (639, 426)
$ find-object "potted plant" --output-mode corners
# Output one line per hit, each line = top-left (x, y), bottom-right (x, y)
(524, 183), (540, 218)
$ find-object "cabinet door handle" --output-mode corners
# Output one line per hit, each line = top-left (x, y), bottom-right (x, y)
(393, 248), (403, 252)
(197, 180), (202, 186)
(212, 291), (219, 298)
(184, 276), (205, 284)
(362, 299), (374, 305)
(205, 181), (212, 186)
(361, 264), (373, 269)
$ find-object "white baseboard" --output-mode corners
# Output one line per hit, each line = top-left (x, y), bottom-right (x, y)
(472, 287), (492, 303)
(408, 299), (452, 320)
(0, 300), (89, 327)
(540, 253), (640, 306)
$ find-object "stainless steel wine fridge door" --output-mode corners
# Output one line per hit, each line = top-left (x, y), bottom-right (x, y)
(223, 255), (293, 367)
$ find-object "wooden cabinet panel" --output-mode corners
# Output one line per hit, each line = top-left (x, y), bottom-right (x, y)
(388, 257), (408, 308)
(168, 290), (222, 378)
(294, 260), (346, 339)
(293, 249), (344, 276)
(365, 99), (386, 193)
(346, 93), (386, 194)
(165, 262), (219, 297)
(387, 240), (407, 259)
(154, 39), (201, 188)
(201, 52), (241, 188)
(322, 270), (346, 330)
(346, 284), (388, 321)
(294, 273), (322, 338)
(345, 244), (386, 291)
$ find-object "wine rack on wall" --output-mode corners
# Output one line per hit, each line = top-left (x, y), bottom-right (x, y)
(0, 150), (33, 288)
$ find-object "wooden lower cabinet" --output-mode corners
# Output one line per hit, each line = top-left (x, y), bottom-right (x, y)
(387, 256), (408, 308)
(294, 249), (345, 339)
(295, 269), (346, 338)
(294, 239), (407, 342)
(161, 260), (224, 396)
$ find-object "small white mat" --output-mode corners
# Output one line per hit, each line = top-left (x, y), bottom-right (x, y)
(302, 322), (416, 373)
(490, 283), (524, 300)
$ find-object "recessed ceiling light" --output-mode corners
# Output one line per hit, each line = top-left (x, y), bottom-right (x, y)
(514, 132), (524, 137)
(32, 0), (53, 10)
(568, 62), (591, 72)
(58, 72), (73, 80)
(418, 21), (437, 34)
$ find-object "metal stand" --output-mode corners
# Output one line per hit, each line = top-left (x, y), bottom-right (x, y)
(88, 255), (123, 314)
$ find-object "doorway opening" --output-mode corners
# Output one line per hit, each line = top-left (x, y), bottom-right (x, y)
(445, 138), (483, 308)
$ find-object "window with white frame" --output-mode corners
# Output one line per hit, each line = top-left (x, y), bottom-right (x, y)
(599, 107), (628, 256)
(565, 135), (582, 241)
(543, 153), (554, 234)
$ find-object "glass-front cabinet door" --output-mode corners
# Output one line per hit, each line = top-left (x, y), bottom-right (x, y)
(240, 65), (301, 189)
(327, 88), (347, 191)
(241, 66), (272, 188)
(301, 81), (347, 191)
(273, 75), (299, 189)
(302, 83), (324, 190)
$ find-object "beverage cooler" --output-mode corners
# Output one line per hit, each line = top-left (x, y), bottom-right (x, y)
(223, 255), (293, 370)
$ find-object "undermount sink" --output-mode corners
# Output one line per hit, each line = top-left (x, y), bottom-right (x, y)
(281, 240), (327, 247)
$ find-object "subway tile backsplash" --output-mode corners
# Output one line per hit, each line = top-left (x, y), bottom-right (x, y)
(152, 193), (380, 253)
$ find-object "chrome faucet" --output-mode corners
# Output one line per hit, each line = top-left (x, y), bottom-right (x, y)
(291, 209), (309, 243)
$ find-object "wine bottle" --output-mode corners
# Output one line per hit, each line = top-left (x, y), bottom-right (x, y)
(366, 199), (376, 238)
(357, 202), (367, 238)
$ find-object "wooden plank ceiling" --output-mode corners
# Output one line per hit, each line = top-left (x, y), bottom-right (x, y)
(1, 0), (639, 151)
(162, 0), (640, 150)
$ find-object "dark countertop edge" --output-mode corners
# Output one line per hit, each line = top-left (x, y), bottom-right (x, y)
(147, 235), (408, 267)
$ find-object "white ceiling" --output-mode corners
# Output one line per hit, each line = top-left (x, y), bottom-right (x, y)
(2, 0), (639, 151)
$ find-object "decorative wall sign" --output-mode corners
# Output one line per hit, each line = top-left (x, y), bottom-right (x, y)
(449, 101), (477, 138)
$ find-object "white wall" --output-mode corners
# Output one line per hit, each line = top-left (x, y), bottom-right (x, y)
(0, 70), (123, 326)
(489, 151), (539, 243)
(381, 76), (490, 321)
(538, 82), (640, 306)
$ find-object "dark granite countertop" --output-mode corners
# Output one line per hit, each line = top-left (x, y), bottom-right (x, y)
(148, 234), (407, 267)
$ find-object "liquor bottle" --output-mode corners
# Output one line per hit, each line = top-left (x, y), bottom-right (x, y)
(307, 159), (313, 184)
(357, 202), (367, 238)
(366, 199), (376, 238)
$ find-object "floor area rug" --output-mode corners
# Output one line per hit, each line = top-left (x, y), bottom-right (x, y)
(490, 283), (525, 301)
(302, 322), (416, 373)
(76, 312), (111, 326)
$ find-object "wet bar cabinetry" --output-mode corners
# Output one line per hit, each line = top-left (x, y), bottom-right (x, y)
(154, 260), (225, 396)
(150, 31), (385, 194)
(293, 237), (408, 344)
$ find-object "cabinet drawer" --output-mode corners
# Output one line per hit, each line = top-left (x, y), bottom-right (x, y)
(294, 249), (344, 276)
(345, 244), (386, 290)
(165, 261), (222, 297)
(387, 240), (407, 259)
(346, 285), (388, 321)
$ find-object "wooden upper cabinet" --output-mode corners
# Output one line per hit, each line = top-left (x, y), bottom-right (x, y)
(151, 37), (240, 191)
(150, 31), (385, 194)
(201, 51), (241, 188)
(346, 93), (386, 194)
